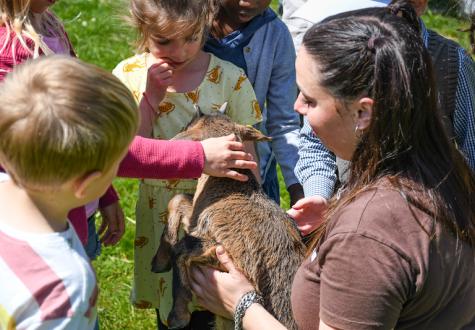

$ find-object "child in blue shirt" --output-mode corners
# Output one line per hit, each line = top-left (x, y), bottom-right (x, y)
(205, 0), (304, 206)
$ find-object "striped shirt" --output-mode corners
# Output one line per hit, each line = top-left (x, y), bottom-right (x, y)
(0, 176), (97, 330)
(295, 20), (475, 199)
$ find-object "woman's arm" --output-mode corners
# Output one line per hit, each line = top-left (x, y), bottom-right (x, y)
(242, 304), (287, 330)
(190, 246), (287, 330)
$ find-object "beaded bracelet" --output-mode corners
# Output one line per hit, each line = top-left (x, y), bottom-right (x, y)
(234, 290), (264, 330)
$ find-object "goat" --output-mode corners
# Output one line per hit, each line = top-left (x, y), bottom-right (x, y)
(151, 114), (305, 330)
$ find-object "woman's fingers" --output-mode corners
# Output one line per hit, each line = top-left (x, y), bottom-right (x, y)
(216, 245), (236, 273)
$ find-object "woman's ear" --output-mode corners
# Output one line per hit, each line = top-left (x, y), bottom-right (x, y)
(355, 97), (374, 130)
(72, 171), (102, 200)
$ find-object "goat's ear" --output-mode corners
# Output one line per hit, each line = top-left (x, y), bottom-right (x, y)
(237, 124), (271, 142)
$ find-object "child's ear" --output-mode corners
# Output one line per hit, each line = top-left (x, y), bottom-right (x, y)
(236, 124), (272, 142)
(72, 171), (103, 199)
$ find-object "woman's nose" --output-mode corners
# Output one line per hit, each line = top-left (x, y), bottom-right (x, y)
(294, 98), (306, 116)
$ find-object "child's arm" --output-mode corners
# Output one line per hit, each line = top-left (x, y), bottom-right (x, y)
(98, 201), (126, 246)
(262, 22), (304, 205)
(138, 94), (156, 137)
(67, 207), (88, 245)
(139, 60), (174, 137)
(118, 136), (257, 182)
(294, 118), (337, 200)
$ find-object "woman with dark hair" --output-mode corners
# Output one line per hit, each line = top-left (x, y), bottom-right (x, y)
(189, 2), (475, 329)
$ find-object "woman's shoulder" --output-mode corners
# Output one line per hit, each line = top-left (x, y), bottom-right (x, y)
(328, 183), (434, 241)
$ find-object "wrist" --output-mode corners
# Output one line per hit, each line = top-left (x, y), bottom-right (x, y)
(233, 290), (264, 330)
(242, 303), (264, 329)
(142, 92), (159, 113)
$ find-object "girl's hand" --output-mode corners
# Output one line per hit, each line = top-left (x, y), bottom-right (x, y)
(190, 246), (255, 319)
(201, 134), (258, 182)
(144, 59), (174, 109)
(98, 201), (126, 246)
(287, 195), (328, 235)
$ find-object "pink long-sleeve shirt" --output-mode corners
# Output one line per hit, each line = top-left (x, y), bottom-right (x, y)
(68, 137), (205, 243)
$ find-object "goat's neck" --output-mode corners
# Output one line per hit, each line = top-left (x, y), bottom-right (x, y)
(194, 171), (260, 205)
(194, 174), (211, 205)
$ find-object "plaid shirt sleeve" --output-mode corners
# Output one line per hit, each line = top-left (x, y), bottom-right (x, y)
(294, 117), (337, 200)
(453, 48), (475, 170)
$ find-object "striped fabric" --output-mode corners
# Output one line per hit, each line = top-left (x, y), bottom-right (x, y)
(0, 179), (98, 329)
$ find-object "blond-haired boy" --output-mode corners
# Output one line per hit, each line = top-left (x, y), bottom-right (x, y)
(0, 55), (138, 329)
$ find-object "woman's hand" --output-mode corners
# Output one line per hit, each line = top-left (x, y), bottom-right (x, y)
(201, 135), (258, 182)
(287, 195), (328, 235)
(190, 246), (255, 319)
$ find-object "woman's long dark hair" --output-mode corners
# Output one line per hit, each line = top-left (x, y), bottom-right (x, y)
(305, 1), (475, 251)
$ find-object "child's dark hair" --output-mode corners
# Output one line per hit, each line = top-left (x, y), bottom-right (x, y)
(129, 0), (217, 52)
(303, 1), (475, 249)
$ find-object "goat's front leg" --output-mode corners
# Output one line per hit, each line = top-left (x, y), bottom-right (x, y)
(151, 194), (193, 273)
(167, 235), (205, 329)
(167, 257), (193, 329)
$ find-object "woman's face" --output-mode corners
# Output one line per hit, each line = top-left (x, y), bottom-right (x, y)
(294, 46), (360, 161)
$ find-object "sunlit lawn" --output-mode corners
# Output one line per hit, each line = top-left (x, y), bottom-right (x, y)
(51, 1), (473, 328)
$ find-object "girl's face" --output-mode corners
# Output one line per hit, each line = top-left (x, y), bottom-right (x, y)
(220, 0), (272, 24)
(30, 0), (56, 14)
(294, 46), (360, 161)
(147, 27), (203, 71)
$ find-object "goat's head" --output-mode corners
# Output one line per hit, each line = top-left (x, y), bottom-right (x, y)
(173, 113), (271, 143)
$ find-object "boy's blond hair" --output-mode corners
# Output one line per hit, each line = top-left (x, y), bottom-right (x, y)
(0, 0), (69, 58)
(129, 0), (217, 52)
(0, 55), (139, 190)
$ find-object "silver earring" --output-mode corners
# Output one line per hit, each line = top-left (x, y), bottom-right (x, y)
(354, 124), (360, 133)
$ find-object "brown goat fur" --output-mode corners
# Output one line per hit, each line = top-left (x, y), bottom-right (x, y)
(151, 114), (305, 330)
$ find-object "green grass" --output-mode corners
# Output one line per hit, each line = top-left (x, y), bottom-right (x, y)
(49, 1), (473, 329)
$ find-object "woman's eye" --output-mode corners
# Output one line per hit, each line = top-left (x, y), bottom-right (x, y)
(301, 97), (312, 106)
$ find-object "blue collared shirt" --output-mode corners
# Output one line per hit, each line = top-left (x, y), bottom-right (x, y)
(295, 20), (475, 199)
